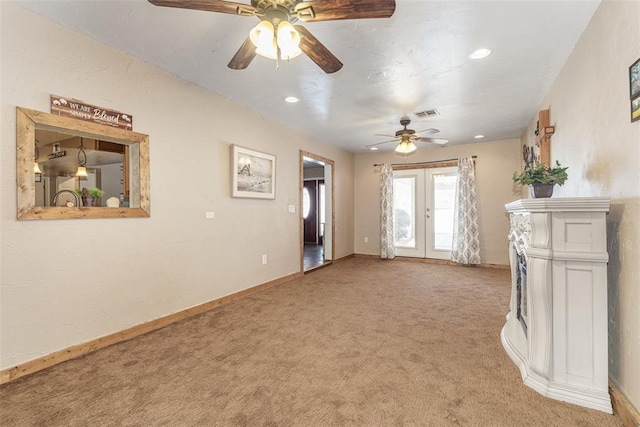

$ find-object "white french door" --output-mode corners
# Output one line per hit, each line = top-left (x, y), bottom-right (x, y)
(393, 167), (458, 259)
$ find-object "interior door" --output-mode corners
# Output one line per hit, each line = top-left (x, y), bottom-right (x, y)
(393, 167), (458, 260)
(303, 180), (318, 244)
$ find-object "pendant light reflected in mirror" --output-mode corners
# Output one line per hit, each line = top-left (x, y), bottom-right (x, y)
(75, 137), (88, 178)
(33, 139), (42, 174)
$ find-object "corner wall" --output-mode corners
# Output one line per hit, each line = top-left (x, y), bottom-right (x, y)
(354, 139), (522, 265)
(521, 0), (640, 411)
(0, 4), (354, 370)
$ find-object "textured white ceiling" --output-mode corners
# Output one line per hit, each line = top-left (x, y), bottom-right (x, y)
(16, 0), (600, 153)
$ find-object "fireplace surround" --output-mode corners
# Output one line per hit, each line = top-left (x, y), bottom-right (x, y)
(502, 198), (612, 413)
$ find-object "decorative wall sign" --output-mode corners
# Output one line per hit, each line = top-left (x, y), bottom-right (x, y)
(50, 95), (133, 130)
(231, 145), (276, 199)
(48, 150), (66, 159)
(632, 96), (640, 123)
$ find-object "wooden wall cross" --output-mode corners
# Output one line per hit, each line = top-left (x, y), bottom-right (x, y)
(535, 109), (554, 166)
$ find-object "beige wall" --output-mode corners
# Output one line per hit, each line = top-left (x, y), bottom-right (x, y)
(0, 4), (354, 370)
(354, 139), (522, 265)
(521, 0), (640, 410)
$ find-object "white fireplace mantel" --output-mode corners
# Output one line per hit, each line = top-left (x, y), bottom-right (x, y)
(502, 197), (612, 413)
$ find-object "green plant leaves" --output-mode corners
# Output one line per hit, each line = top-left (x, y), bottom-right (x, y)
(512, 161), (568, 186)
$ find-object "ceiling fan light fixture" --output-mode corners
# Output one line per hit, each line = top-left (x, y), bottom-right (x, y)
(250, 21), (278, 59)
(395, 140), (417, 155)
(277, 21), (302, 60)
(250, 20), (302, 61)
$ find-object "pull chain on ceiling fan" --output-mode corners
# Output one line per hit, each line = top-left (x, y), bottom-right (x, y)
(148, 0), (396, 73)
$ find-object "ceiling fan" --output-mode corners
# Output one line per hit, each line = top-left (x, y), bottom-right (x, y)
(366, 117), (449, 154)
(147, 0), (396, 73)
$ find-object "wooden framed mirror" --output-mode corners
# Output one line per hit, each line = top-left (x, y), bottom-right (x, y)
(16, 107), (150, 219)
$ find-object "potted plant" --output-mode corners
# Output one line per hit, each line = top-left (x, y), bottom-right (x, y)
(88, 188), (105, 206)
(512, 160), (568, 198)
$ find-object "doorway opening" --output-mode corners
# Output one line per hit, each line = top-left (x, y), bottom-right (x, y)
(301, 152), (334, 272)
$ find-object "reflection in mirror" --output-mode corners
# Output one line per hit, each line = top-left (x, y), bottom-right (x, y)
(17, 107), (150, 220)
(34, 133), (125, 207)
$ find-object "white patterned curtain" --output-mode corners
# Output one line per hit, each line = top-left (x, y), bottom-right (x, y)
(380, 164), (395, 259)
(451, 157), (481, 265)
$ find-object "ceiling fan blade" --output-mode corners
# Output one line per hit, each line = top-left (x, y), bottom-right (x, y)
(147, 0), (257, 16)
(295, 0), (396, 22)
(227, 37), (257, 70)
(374, 133), (396, 138)
(365, 139), (396, 148)
(294, 25), (343, 74)
(415, 128), (439, 135)
(416, 137), (449, 145)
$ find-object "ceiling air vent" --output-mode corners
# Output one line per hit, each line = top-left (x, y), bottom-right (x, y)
(415, 109), (439, 118)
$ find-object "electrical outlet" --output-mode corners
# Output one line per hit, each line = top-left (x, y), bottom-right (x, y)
(364, 237), (369, 243)
(205, 211), (215, 219)
(262, 254), (268, 265)
(288, 204), (296, 213)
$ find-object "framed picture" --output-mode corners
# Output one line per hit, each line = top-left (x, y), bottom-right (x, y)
(630, 58), (640, 99)
(231, 145), (276, 199)
(35, 173), (42, 182)
(632, 95), (640, 123)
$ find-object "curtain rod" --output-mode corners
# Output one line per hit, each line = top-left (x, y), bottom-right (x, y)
(373, 155), (477, 167)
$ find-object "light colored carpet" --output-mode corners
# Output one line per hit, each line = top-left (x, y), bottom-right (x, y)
(0, 258), (622, 426)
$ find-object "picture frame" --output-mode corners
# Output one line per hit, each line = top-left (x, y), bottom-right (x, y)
(630, 58), (640, 99)
(632, 95), (640, 123)
(35, 173), (42, 183)
(231, 145), (276, 199)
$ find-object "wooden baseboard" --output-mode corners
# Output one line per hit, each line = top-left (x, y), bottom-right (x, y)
(334, 253), (355, 263)
(0, 271), (303, 385)
(610, 382), (640, 427)
(353, 253), (509, 269)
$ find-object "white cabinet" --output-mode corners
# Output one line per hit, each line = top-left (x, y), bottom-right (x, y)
(502, 198), (612, 413)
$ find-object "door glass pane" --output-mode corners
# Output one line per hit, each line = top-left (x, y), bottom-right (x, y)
(302, 187), (311, 219)
(393, 176), (415, 248)
(433, 174), (457, 250)
(319, 183), (325, 236)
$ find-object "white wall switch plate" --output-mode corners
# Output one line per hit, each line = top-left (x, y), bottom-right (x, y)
(288, 205), (296, 213)
(205, 211), (215, 219)
(261, 254), (268, 265)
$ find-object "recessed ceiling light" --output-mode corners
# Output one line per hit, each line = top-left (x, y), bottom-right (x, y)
(284, 96), (299, 103)
(468, 48), (491, 60)
(474, 134), (485, 139)
(370, 147), (378, 151)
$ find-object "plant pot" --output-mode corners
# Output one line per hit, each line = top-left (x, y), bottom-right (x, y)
(530, 183), (555, 198)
